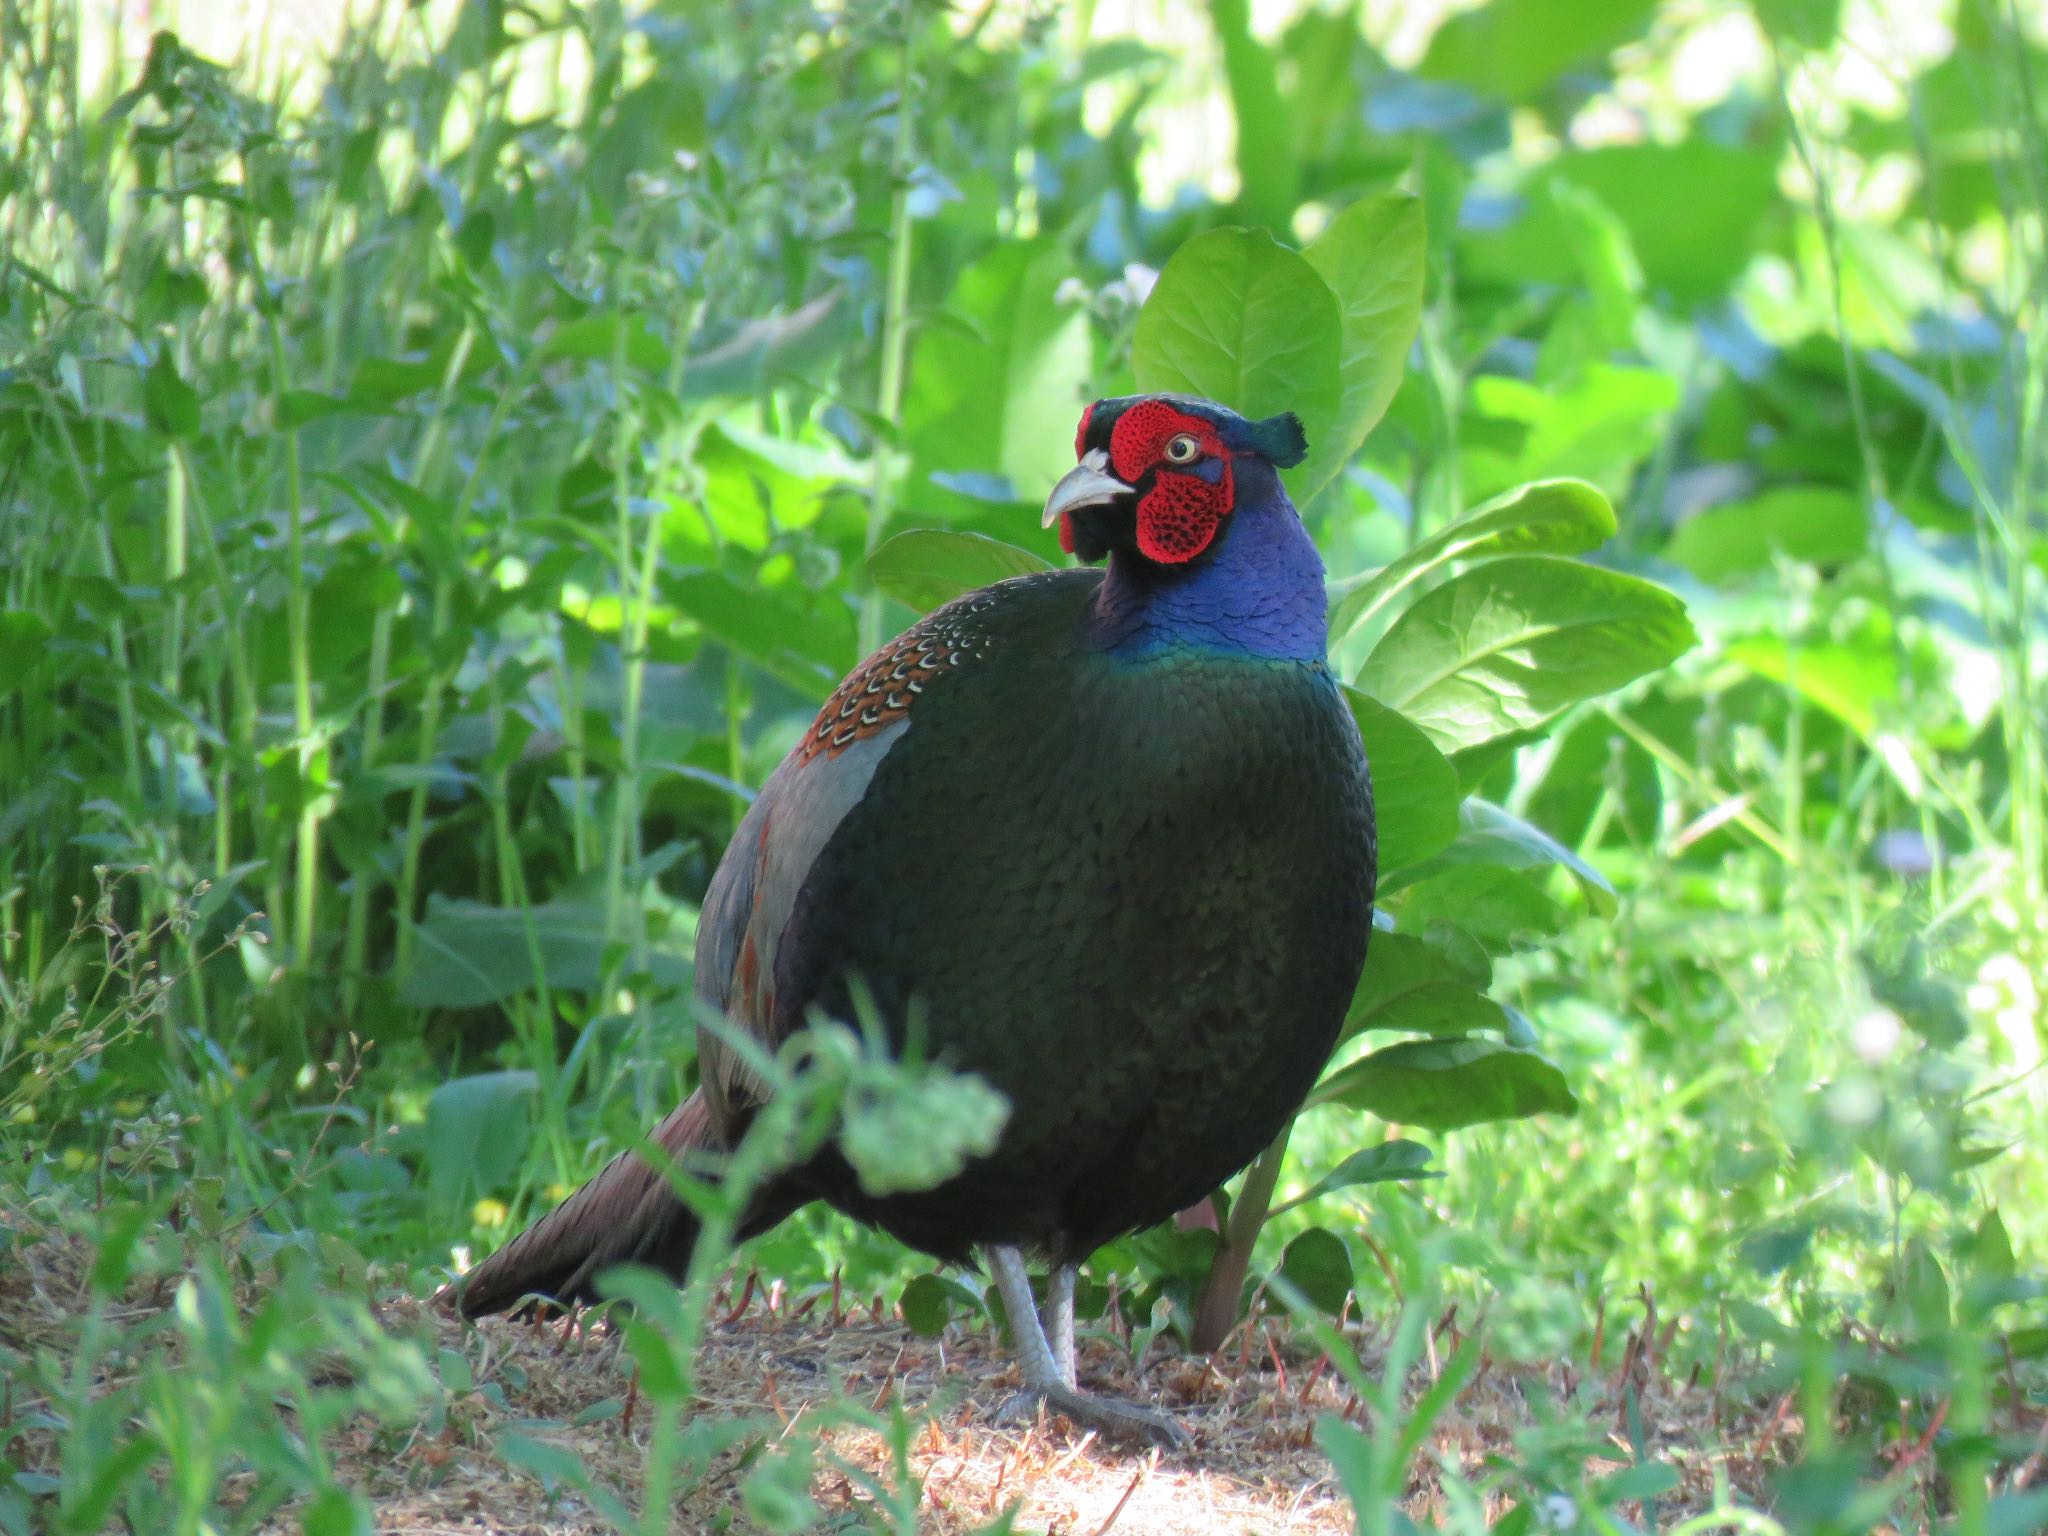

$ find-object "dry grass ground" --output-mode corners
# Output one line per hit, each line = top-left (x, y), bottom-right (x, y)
(0, 1209), (1832, 1535)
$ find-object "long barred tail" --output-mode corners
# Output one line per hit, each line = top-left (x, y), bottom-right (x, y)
(445, 1090), (754, 1318)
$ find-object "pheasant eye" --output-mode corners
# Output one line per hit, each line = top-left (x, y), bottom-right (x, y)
(1164, 434), (1200, 464)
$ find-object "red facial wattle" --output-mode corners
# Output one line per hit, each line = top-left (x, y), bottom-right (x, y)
(1107, 401), (1233, 564)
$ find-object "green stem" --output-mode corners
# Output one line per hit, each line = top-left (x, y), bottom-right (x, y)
(1189, 1120), (1292, 1353)
(341, 321), (477, 1017)
(860, 6), (918, 656)
(391, 575), (454, 977)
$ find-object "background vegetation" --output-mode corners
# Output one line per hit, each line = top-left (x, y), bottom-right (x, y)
(1, 0), (2043, 1530)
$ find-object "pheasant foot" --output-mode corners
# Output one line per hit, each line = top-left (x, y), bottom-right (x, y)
(986, 1245), (1190, 1449)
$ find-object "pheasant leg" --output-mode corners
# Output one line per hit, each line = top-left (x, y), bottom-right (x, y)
(1045, 1263), (1078, 1391)
(987, 1245), (1188, 1448)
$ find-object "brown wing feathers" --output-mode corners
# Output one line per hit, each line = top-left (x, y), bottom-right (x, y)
(446, 1090), (724, 1317)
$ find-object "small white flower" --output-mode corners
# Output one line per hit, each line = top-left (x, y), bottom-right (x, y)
(1121, 262), (1159, 304)
(1539, 1492), (1578, 1530)
(1850, 1006), (1903, 1063)
(1054, 277), (1090, 307)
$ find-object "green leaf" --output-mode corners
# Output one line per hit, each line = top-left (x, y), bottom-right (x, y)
(1385, 798), (1615, 911)
(1418, 0), (1657, 102)
(1340, 931), (1505, 1041)
(1345, 689), (1460, 874)
(1287, 1140), (1443, 1210)
(622, 1316), (689, 1398)
(399, 864), (691, 1009)
(1397, 865), (1564, 948)
(1725, 634), (1898, 742)
(142, 351), (200, 437)
(424, 1070), (537, 1207)
(0, 612), (53, 707)
(1900, 1238), (1950, 1335)
(659, 568), (858, 690)
(867, 530), (1053, 613)
(1752, 0), (1841, 51)
(495, 1431), (595, 1495)
(899, 1273), (953, 1337)
(1312, 1037), (1577, 1129)
(1665, 485), (1867, 582)
(277, 388), (368, 428)
(348, 329), (503, 406)
(1968, 1208), (2017, 1284)
(1463, 366), (1680, 500)
(904, 241), (1093, 505)
(1550, 180), (1643, 349)
(300, 1487), (371, 1536)
(1297, 193), (1426, 507)
(1278, 1226), (1353, 1314)
(1330, 480), (1616, 649)
(1132, 227), (1343, 501)
(1355, 555), (1695, 753)
(1469, 146), (1782, 306)
(89, 1204), (151, 1295)
(1597, 1462), (1680, 1503)
(541, 311), (672, 373)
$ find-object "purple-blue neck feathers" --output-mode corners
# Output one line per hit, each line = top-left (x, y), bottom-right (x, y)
(1084, 460), (1328, 662)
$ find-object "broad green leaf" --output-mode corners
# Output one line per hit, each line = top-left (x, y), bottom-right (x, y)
(1345, 689), (1460, 873)
(1900, 1237), (1951, 1335)
(1666, 485), (1867, 582)
(1597, 1463), (1681, 1504)
(1311, 1037), (1577, 1129)
(1550, 180), (1642, 349)
(687, 422), (851, 553)
(904, 242), (1093, 506)
(659, 567), (858, 690)
(1397, 865), (1564, 948)
(399, 856), (691, 1009)
(1340, 931), (1505, 1042)
(142, 351), (200, 437)
(1463, 366), (1680, 501)
(348, 329), (504, 405)
(1132, 227), (1343, 500)
(1753, 0), (1842, 48)
(496, 1431), (598, 1495)
(0, 611), (55, 702)
(1330, 480), (1615, 648)
(425, 1070), (537, 1207)
(868, 530), (1053, 613)
(1296, 193), (1426, 506)
(1418, 0), (1657, 102)
(300, 1487), (370, 1536)
(1725, 634), (1898, 742)
(1465, 145), (1781, 305)
(1285, 1140), (1443, 1210)
(1968, 1208), (2016, 1284)
(1355, 554), (1695, 753)
(1384, 798), (1615, 911)
(1278, 1226), (1353, 1314)
(622, 1316), (689, 1398)
(541, 311), (672, 372)
(899, 1273), (953, 1337)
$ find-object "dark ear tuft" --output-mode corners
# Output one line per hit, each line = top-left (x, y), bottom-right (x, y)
(1253, 411), (1308, 468)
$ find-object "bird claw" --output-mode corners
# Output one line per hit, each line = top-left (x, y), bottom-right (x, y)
(993, 1385), (1192, 1449)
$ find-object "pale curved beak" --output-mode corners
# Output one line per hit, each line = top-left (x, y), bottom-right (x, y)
(1042, 449), (1133, 528)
